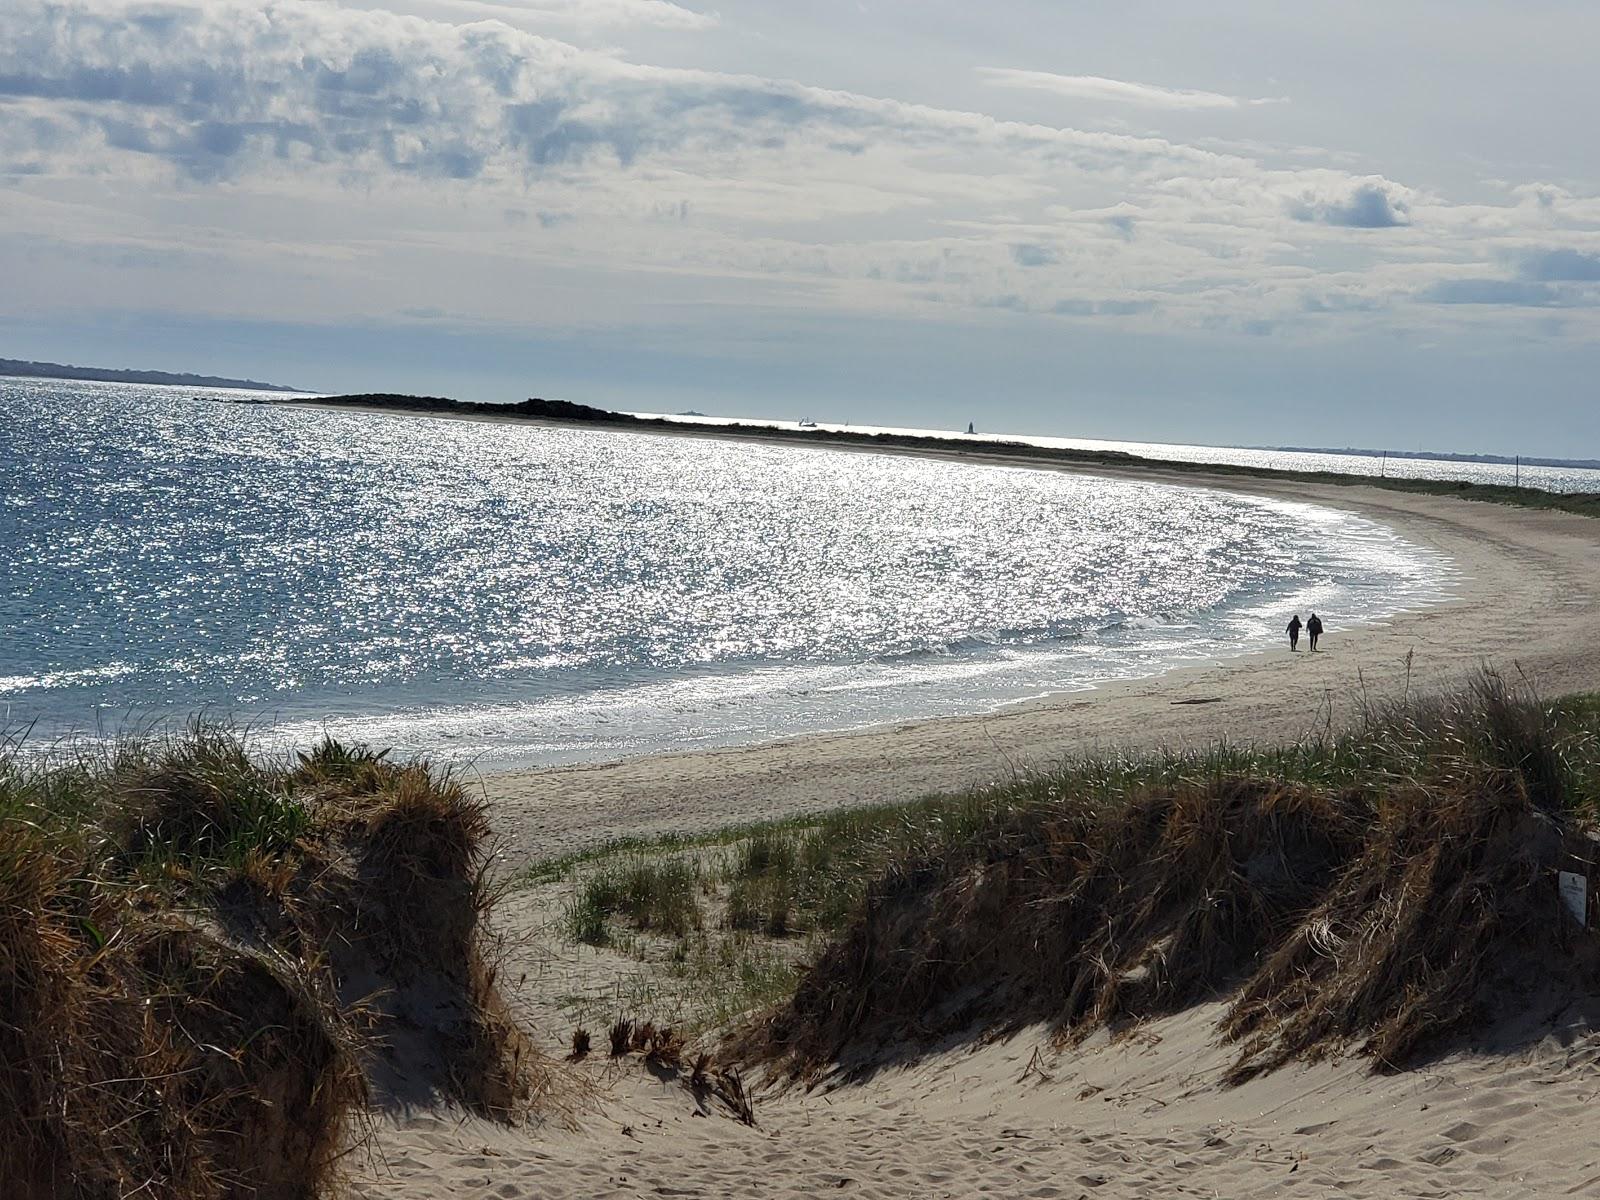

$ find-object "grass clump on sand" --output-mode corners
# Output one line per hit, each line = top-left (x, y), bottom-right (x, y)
(565, 857), (704, 945)
(729, 673), (1600, 1083)
(535, 674), (1600, 1081)
(0, 727), (544, 1200)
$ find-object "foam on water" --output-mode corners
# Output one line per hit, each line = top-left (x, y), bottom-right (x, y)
(1, 379), (1455, 767)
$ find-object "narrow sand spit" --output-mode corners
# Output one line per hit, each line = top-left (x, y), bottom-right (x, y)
(479, 465), (1600, 870)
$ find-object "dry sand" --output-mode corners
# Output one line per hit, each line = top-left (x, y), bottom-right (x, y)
(348, 434), (1600, 1198)
(356, 1001), (1600, 1199)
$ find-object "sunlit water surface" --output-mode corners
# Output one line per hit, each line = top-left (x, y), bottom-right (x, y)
(2, 379), (1454, 767)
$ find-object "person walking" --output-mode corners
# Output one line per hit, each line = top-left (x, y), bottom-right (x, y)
(1306, 612), (1323, 652)
(1287, 613), (1302, 651)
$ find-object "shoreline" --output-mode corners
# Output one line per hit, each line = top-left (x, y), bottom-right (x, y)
(466, 442), (1600, 871)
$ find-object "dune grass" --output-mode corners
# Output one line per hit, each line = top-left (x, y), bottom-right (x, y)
(532, 675), (1600, 1071)
(564, 855), (706, 944)
(0, 725), (542, 1200)
(737, 674), (1600, 1080)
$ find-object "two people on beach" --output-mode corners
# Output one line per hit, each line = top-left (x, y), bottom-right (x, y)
(1287, 613), (1323, 652)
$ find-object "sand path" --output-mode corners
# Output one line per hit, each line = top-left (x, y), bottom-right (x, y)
(479, 458), (1600, 871)
(356, 999), (1600, 1199)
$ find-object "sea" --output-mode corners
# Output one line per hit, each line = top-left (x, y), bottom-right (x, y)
(0, 377), (1477, 769)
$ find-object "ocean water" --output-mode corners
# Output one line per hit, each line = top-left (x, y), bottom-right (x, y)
(2, 378), (1453, 768)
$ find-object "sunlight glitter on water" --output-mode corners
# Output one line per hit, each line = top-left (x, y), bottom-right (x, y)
(1, 379), (1454, 766)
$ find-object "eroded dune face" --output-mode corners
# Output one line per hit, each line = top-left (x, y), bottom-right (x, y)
(0, 735), (544, 1200)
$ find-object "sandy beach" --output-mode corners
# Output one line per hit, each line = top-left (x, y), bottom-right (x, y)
(340, 440), (1600, 1199)
(476, 446), (1600, 870)
(17, 4), (1600, 1193)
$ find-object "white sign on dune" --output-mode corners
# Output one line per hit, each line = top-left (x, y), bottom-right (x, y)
(1558, 871), (1588, 928)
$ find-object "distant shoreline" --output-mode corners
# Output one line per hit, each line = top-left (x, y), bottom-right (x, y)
(282, 391), (1600, 516)
(1, 357), (301, 393)
(1253, 443), (1600, 471)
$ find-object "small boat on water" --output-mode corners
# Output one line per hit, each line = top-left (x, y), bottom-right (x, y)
(965, 422), (976, 434)
(798, 419), (819, 429)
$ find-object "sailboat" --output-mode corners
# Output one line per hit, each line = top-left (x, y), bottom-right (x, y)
(965, 421), (976, 435)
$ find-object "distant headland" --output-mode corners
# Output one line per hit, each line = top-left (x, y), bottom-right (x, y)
(0, 357), (301, 392)
(288, 392), (1149, 468)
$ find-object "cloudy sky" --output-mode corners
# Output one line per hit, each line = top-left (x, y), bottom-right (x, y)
(4, 0), (1598, 453)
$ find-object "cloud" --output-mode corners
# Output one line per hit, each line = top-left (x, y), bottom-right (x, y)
(1301, 290), (1381, 314)
(1053, 298), (1154, 317)
(403, 0), (716, 32)
(978, 68), (1282, 111)
(1516, 247), (1600, 281)
(1419, 279), (1564, 306)
(7, 0), (1600, 347)
(1286, 177), (1410, 228)
(1010, 242), (1058, 267)
(0, 0), (1243, 188)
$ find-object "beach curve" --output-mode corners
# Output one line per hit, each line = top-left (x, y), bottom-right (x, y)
(478, 452), (1600, 871)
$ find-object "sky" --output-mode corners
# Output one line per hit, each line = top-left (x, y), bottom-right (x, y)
(3, 0), (1599, 454)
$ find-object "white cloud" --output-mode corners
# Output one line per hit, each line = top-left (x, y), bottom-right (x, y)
(977, 68), (1284, 111)
(0, 0), (1242, 189)
(1285, 176), (1412, 228)
(386, 0), (717, 31)
(1, 0), (1598, 349)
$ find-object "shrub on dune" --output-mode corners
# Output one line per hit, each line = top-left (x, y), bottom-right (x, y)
(0, 725), (545, 1200)
(737, 673), (1600, 1083)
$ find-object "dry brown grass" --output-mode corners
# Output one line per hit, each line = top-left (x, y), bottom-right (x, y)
(0, 827), (366, 1199)
(0, 730), (546, 1199)
(304, 760), (541, 1119)
(1220, 784), (1564, 1080)
(568, 1028), (592, 1061)
(600, 1016), (759, 1127)
(609, 1018), (636, 1057)
(736, 676), (1600, 1086)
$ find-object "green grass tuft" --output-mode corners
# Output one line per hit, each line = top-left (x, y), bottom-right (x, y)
(537, 673), (1600, 1048)
(564, 856), (704, 944)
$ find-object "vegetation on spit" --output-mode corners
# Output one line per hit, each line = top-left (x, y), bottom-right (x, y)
(536, 675), (1600, 1080)
(0, 729), (545, 1200)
